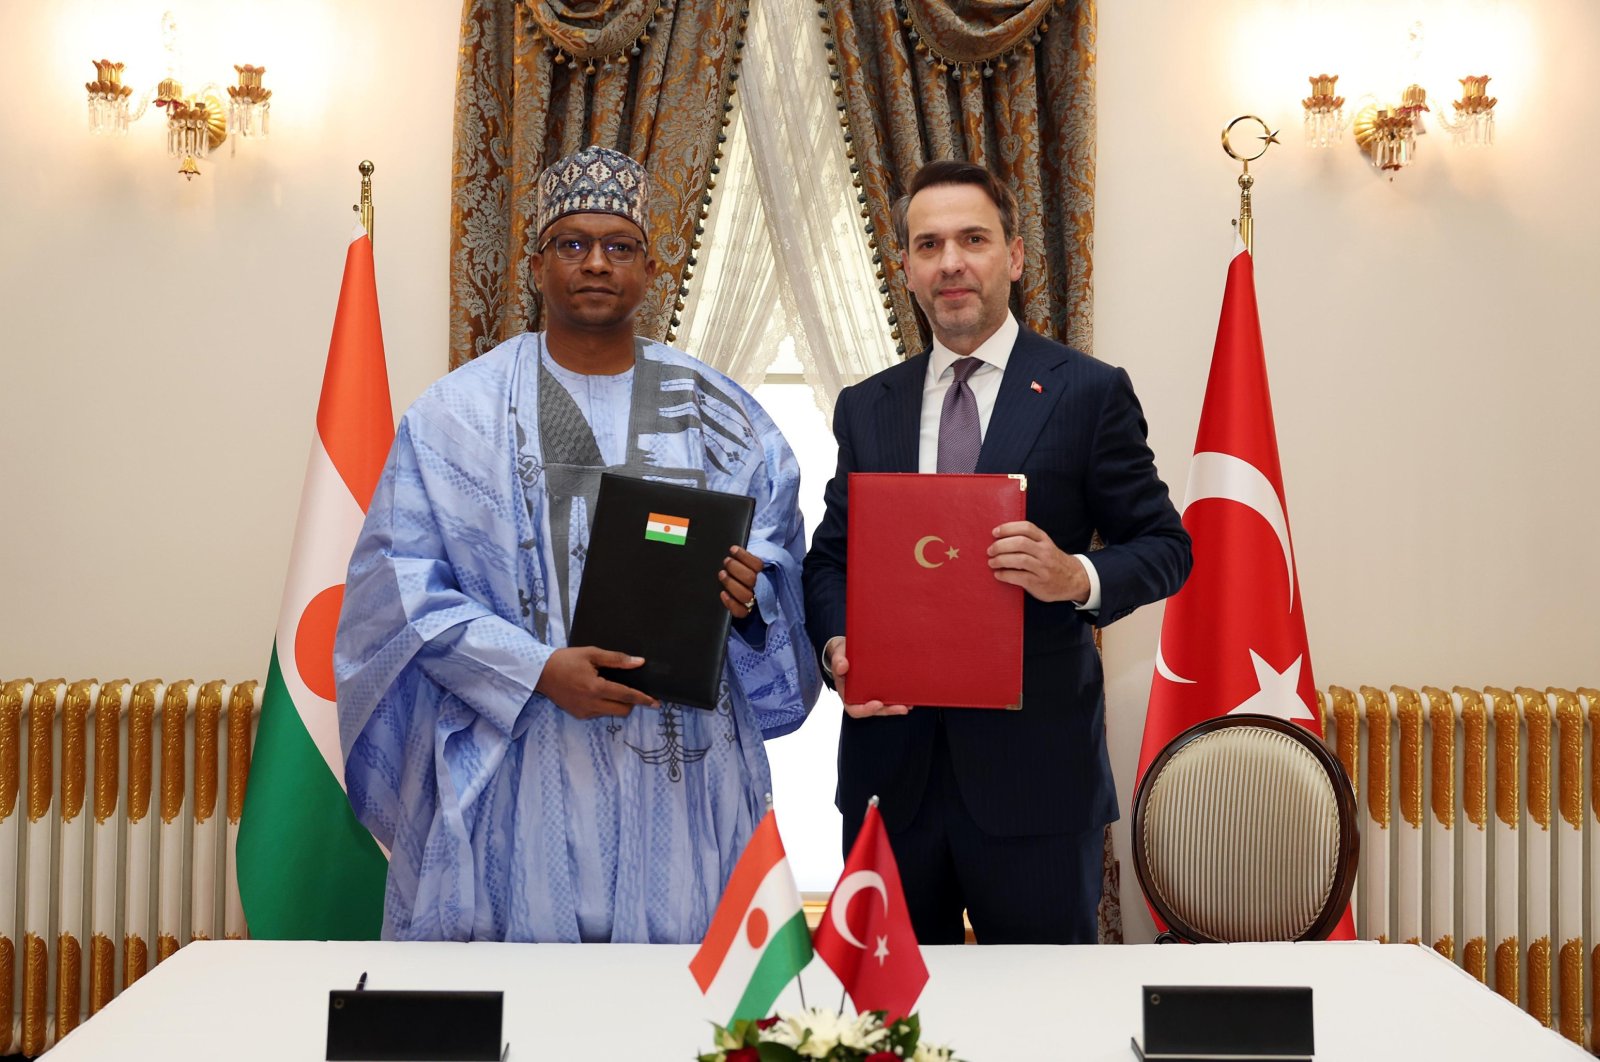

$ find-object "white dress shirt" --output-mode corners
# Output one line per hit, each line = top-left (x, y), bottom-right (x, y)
(918, 311), (1101, 613)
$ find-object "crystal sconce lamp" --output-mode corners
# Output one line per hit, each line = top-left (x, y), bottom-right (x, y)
(85, 12), (271, 180)
(1304, 73), (1495, 174)
(1299, 23), (1498, 176)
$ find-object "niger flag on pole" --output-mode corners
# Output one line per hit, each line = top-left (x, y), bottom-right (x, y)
(690, 812), (813, 1024)
(1139, 239), (1352, 939)
(236, 227), (392, 939)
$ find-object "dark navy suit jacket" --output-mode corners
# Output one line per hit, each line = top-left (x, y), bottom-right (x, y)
(802, 328), (1192, 844)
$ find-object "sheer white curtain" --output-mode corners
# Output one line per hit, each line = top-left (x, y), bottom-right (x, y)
(674, 104), (791, 390)
(677, 0), (895, 412)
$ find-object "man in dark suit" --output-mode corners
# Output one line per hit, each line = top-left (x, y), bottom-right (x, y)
(802, 159), (1191, 945)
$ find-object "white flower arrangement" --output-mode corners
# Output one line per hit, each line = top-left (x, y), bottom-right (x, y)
(698, 1007), (962, 1062)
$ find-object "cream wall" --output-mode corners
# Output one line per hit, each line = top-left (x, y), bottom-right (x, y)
(3, 2), (1597, 937)
(0, 0), (459, 681)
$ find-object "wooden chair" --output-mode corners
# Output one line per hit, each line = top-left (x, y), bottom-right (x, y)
(1132, 713), (1359, 943)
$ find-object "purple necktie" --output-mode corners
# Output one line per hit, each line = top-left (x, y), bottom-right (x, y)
(936, 356), (983, 474)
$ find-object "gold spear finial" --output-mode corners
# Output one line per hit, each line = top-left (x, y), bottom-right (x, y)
(353, 160), (375, 241)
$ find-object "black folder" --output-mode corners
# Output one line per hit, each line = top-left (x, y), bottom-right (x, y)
(567, 472), (756, 709)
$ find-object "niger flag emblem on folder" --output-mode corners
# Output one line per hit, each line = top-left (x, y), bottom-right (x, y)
(644, 512), (689, 545)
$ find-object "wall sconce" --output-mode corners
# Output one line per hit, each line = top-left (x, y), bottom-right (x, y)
(1304, 74), (1495, 174)
(84, 11), (271, 181)
(1299, 23), (1498, 176)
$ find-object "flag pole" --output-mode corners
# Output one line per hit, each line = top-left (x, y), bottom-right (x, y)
(236, 173), (394, 940)
(353, 160), (375, 241)
(1220, 116), (1279, 257)
(835, 795), (884, 1016)
(764, 790), (812, 1013)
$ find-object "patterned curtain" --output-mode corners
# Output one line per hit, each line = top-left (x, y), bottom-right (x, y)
(449, 0), (747, 369)
(819, 0), (1096, 357)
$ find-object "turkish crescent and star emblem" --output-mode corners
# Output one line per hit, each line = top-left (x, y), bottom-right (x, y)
(1152, 449), (1315, 727)
(912, 535), (960, 568)
(828, 870), (892, 964)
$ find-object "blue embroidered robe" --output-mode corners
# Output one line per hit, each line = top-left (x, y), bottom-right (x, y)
(335, 333), (819, 943)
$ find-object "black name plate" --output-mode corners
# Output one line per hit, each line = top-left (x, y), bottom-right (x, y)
(327, 988), (504, 1061)
(1131, 985), (1313, 1062)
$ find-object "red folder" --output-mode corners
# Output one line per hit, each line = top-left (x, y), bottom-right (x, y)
(844, 473), (1025, 709)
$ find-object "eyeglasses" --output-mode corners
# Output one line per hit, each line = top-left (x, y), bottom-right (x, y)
(539, 233), (645, 264)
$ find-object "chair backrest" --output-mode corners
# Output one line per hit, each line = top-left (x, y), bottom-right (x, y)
(1132, 713), (1359, 943)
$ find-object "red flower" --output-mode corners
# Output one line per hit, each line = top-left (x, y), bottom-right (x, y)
(755, 1016), (780, 1030)
(865, 1053), (899, 1062)
(725, 1049), (759, 1062)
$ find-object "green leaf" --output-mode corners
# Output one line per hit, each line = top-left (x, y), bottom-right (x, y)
(755, 1043), (803, 1062)
(718, 1018), (767, 1047)
(882, 1010), (922, 1053)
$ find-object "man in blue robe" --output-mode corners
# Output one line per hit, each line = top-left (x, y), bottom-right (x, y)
(336, 146), (819, 944)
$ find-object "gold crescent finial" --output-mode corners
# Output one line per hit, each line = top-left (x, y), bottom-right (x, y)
(1221, 115), (1278, 164)
(1221, 116), (1277, 257)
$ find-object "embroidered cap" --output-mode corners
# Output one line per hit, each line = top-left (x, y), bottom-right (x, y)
(536, 145), (650, 241)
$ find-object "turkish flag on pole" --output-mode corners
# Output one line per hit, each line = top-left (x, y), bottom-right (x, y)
(813, 803), (928, 1020)
(1139, 240), (1353, 939)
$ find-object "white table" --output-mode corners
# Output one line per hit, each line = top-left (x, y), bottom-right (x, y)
(46, 939), (1587, 1060)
